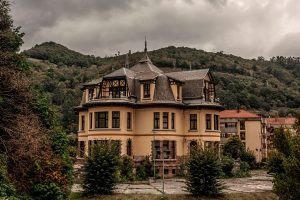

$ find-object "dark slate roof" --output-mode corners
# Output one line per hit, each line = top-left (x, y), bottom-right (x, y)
(182, 79), (204, 99)
(104, 67), (136, 79)
(130, 55), (163, 74)
(153, 75), (175, 102)
(135, 71), (159, 80)
(165, 69), (209, 82)
(83, 78), (102, 86)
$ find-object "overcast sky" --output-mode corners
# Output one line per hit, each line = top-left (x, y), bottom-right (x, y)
(10, 0), (300, 59)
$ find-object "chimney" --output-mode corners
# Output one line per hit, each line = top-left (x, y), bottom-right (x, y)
(173, 59), (176, 69)
(189, 61), (192, 71)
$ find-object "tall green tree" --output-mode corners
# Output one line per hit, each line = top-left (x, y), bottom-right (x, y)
(0, 0), (72, 198)
(267, 115), (300, 200)
(186, 147), (222, 197)
(83, 141), (120, 196)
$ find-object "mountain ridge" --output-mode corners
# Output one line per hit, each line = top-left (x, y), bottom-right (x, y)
(24, 42), (300, 133)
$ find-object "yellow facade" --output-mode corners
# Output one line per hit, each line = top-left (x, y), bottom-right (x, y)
(76, 52), (223, 176)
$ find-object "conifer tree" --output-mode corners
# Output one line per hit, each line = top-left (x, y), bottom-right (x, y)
(83, 141), (120, 196)
(186, 147), (222, 197)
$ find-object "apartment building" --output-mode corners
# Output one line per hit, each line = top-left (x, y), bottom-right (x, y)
(220, 109), (262, 161)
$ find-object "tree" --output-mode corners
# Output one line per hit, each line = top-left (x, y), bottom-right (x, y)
(83, 141), (120, 196)
(186, 147), (222, 197)
(267, 114), (300, 200)
(0, 1), (72, 198)
(119, 156), (134, 181)
(223, 136), (245, 159)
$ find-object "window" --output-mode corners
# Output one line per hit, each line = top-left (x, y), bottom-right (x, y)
(81, 116), (85, 131)
(112, 111), (120, 128)
(190, 114), (197, 130)
(225, 122), (237, 128)
(177, 85), (180, 100)
(206, 114), (212, 130)
(164, 169), (169, 175)
(79, 141), (85, 158)
(143, 82), (150, 98)
(95, 112), (108, 128)
(171, 113), (175, 129)
(214, 115), (219, 130)
(107, 79), (127, 98)
(154, 140), (161, 159)
(88, 89), (94, 100)
(127, 112), (132, 129)
(163, 112), (169, 129)
(154, 112), (160, 129)
(240, 120), (245, 130)
(240, 131), (246, 140)
(127, 139), (132, 156)
(89, 113), (93, 129)
(172, 169), (176, 175)
(153, 140), (176, 159)
(190, 141), (197, 154)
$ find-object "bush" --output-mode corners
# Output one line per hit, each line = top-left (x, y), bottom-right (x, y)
(223, 136), (245, 159)
(136, 156), (153, 181)
(119, 156), (134, 182)
(0, 155), (16, 198)
(30, 182), (65, 200)
(82, 141), (120, 196)
(235, 161), (250, 177)
(186, 147), (222, 197)
(241, 150), (257, 169)
(220, 156), (234, 178)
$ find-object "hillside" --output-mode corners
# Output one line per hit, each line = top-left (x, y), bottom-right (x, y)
(24, 42), (300, 133)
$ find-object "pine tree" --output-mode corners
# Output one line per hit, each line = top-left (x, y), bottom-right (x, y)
(83, 141), (120, 196)
(186, 147), (222, 197)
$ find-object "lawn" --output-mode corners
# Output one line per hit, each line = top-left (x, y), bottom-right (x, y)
(70, 191), (278, 200)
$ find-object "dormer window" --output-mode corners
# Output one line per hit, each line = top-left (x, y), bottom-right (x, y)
(143, 81), (150, 98)
(88, 89), (94, 100)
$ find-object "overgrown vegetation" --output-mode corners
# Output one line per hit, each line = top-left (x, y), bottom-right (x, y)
(220, 136), (256, 177)
(186, 147), (222, 197)
(267, 114), (300, 200)
(0, 0), (72, 199)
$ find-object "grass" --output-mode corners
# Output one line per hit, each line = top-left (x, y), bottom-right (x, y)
(69, 191), (278, 200)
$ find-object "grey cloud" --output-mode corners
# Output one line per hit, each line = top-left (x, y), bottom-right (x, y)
(9, 0), (300, 58)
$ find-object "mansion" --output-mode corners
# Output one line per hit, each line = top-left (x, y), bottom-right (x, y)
(76, 47), (223, 176)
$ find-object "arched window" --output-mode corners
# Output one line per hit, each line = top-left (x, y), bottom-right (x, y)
(189, 140), (197, 154)
(127, 139), (132, 156)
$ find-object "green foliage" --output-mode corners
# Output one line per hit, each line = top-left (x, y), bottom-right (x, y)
(23, 42), (101, 68)
(30, 182), (65, 200)
(119, 156), (134, 182)
(267, 114), (300, 200)
(240, 150), (257, 169)
(0, 155), (16, 198)
(235, 161), (250, 177)
(220, 156), (234, 178)
(83, 142), (120, 196)
(136, 157), (153, 181)
(186, 147), (222, 197)
(223, 136), (245, 159)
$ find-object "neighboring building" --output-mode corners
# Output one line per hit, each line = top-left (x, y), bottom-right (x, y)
(75, 44), (223, 177)
(261, 117), (296, 159)
(219, 109), (262, 161)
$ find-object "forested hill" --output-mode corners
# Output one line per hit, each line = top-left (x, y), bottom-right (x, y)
(24, 42), (300, 133)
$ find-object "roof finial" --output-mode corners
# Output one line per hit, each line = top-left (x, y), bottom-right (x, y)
(144, 36), (147, 54)
(125, 52), (129, 68)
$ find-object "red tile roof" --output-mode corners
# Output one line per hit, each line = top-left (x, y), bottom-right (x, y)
(220, 109), (260, 119)
(266, 117), (296, 125)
